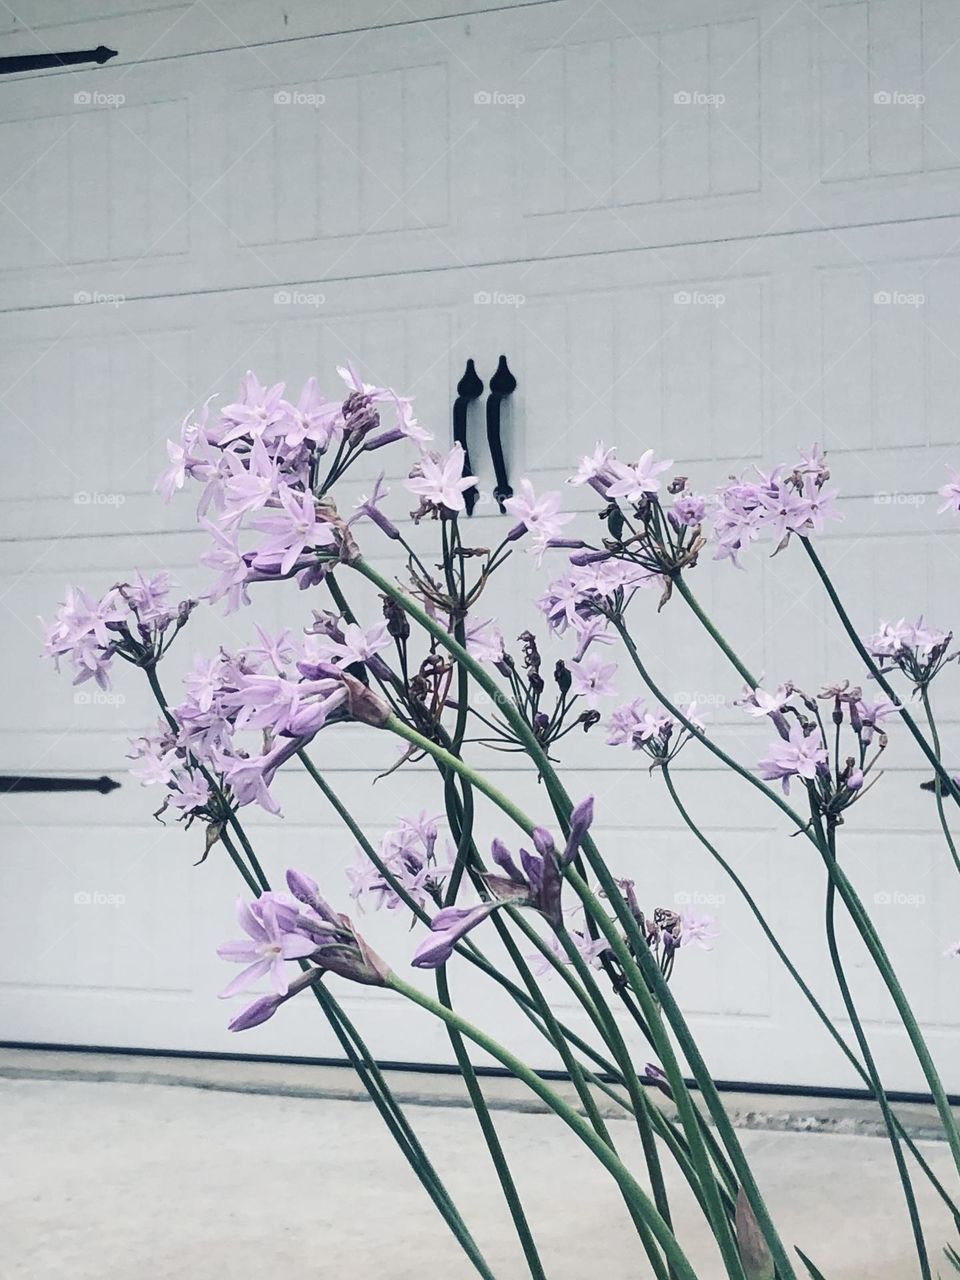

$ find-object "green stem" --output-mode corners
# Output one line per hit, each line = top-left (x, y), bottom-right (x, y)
(662, 764), (960, 1221)
(627, 582), (960, 1178)
(813, 812), (931, 1280)
(920, 686), (960, 877)
(673, 575), (758, 688)
(388, 974), (702, 1280)
(354, 560), (772, 1277)
(800, 539), (960, 805)
(435, 966), (548, 1280)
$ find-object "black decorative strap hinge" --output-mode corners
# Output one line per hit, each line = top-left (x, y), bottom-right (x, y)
(452, 358), (484, 516)
(487, 355), (517, 513)
(0, 775), (120, 795)
(0, 47), (117, 75)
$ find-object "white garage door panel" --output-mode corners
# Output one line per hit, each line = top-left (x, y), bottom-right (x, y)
(0, 1), (554, 66)
(2, 0), (959, 1090)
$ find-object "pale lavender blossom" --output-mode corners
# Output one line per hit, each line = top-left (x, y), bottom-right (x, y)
(570, 652), (619, 708)
(679, 909), (719, 950)
(310, 622), (392, 668)
(219, 372), (289, 446)
(529, 927), (610, 977)
(217, 894), (317, 998)
(605, 450), (674, 502)
(758, 722), (828, 794)
(405, 444), (478, 513)
(250, 485), (336, 575)
(503, 479), (574, 556)
(938, 466), (960, 515)
(199, 520), (251, 613)
(568, 442), (618, 489)
(465, 618), (505, 664)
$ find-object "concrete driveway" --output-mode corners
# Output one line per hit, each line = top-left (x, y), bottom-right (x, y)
(2, 1072), (957, 1279)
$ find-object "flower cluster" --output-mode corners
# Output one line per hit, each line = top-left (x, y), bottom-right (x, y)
(617, 879), (718, 982)
(748, 681), (888, 816)
(864, 618), (955, 689)
(411, 798), (595, 968)
(217, 870), (389, 1031)
(43, 573), (193, 688)
(159, 367), (432, 613)
(606, 697), (705, 767)
(712, 445), (841, 567)
(348, 811), (450, 911)
(129, 623), (390, 822)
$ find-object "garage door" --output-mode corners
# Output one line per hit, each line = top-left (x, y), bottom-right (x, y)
(1, 0), (958, 1092)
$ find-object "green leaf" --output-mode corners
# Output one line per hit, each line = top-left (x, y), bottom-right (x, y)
(795, 1246), (831, 1280)
(735, 1188), (775, 1280)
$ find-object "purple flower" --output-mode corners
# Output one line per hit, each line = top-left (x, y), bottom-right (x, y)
(411, 902), (500, 968)
(405, 444), (478, 513)
(219, 372), (289, 446)
(570, 652), (618, 708)
(503, 479), (574, 557)
(217, 895), (317, 999)
(351, 475), (400, 540)
(279, 376), (340, 449)
(199, 520), (251, 613)
(219, 436), (281, 524)
(568, 442), (618, 489)
(938, 466), (960, 515)
(672, 492), (707, 526)
(529, 926), (610, 976)
(464, 618), (505, 664)
(250, 485), (336, 575)
(679, 909), (718, 951)
(758, 722), (828, 794)
(309, 622), (392, 668)
(605, 450), (674, 502)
